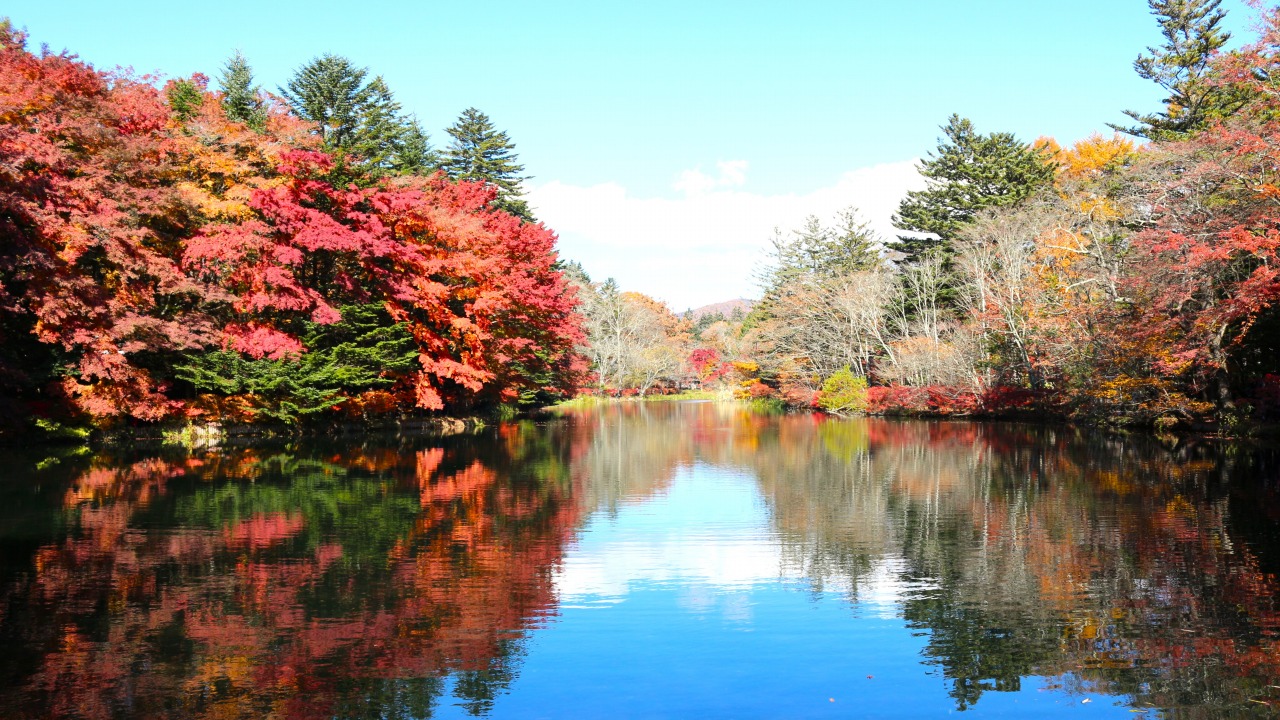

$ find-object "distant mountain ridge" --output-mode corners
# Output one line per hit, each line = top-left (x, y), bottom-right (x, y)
(682, 298), (755, 320)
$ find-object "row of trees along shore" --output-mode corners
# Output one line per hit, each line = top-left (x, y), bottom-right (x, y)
(576, 0), (1280, 432)
(0, 22), (586, 438)
(8, 0), (1280, 437)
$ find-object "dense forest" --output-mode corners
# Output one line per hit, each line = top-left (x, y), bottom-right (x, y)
(578, 0), (1280, 432)
(0, 23), (583, 437)
(7, 0), (1280, 438)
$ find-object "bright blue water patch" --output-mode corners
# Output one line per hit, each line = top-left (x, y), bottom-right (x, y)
(435, 465), (1140, 718)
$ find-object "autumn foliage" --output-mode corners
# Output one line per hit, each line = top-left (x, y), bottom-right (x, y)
(719, 4), (1280, 431)
(0, 28), (582, 430)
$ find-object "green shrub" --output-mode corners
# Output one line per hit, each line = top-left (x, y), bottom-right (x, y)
(747, 396), (786, 414)
(818, 366), (868, 414)
(175, 304), (419, 424)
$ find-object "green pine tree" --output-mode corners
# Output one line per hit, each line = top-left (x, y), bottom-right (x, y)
(281, 55), (426, 179)
(892, 115), (1055, 262)
(441, 107), (533, 221)
(347, 76), (406, 170)
(828, 207), (882, 272)
(1111, 0), (1241, 139)
(391, 118), (439, 176)
(558, 259), (592, 290)
(692, 310), (727, 335)
(763, 206), (881, 292)
(175, 304), (418, 424)
(751, 207), (883, 330)
(281, 54), (371, 147)
(166, 77), (204, 122)
(218, 51), (267, 130)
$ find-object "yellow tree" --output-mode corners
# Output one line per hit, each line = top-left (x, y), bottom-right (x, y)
(955, 135), (1142, 396)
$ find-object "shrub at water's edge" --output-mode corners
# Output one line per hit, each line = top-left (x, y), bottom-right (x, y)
(817, 367), (868, 415)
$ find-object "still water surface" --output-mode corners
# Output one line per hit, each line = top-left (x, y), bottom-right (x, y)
(1, 402), (1278, 718)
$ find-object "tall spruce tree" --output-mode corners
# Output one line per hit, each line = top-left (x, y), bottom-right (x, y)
(763, 207), (881, 291)
(1112, 0), (1239, 139)
(218, 51), (266, 130)
(392, 118), (439, 176)
(751, 207), (883, 330)
(441, 107), (532, 221)
(828, 207), (882, 272)
(892, 115), (1055, 262)
(280, 55), (430, 177)
(281, 54), (372, 147)
(348, 76), (406, 170)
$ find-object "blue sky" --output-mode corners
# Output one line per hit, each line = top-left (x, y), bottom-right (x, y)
(6, 0), (1261, 308)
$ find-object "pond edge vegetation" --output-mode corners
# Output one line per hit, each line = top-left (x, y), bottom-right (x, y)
(10, 1), (1280, 445)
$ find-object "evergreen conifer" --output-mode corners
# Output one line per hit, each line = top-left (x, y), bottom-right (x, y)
(441, 107), (533, 221)
(218, 51), (267, 130)
(281, 55), (428, 177)
(1112, 0), (1241, 139)
(165, 78), (204, 121)
(892, 115), (1055, 262)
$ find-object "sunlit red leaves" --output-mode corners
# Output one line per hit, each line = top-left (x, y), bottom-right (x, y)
(180, 124), (582, 411)
(182, 149), (394, 351)
(381, 176), (583, 409)
(0, 31), (214, 420)
(1123, 14), (1280, 379)
(1122, 121), (1280, 399)
(0, 30), (583, 422)
(689, 347), (730, 382)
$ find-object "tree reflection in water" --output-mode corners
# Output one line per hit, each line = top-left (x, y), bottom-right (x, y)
(0, 424), (585, 719)
(557, 403), (1280, 715)
(0, 403), (1276, 717)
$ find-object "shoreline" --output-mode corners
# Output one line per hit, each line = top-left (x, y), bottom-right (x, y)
(550, 394), (1280, 445)
(11, 415), (490, 451)
(14, 395), (1277, 451)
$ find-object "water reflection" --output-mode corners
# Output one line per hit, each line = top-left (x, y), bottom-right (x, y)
(0, 403), (1276, 717)
(551, 403), (1280, 716)
(0, 426), (584, 719)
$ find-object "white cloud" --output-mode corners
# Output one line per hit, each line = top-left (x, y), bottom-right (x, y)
(714, 160), (749, 188)
(551, 466), (935, 621)
(528, 160), (925, 310)
(552, 517), (925, 622)
(671, 168), (718, 196)
(671, 159), (751, 196)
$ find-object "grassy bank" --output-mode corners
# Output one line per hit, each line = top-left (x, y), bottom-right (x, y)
(552, 390), (729, 410)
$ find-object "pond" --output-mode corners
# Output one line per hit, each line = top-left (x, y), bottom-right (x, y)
(0, 402), (1278, 718)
